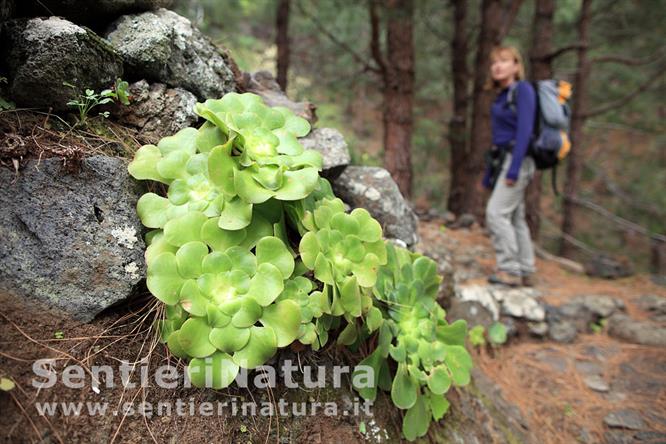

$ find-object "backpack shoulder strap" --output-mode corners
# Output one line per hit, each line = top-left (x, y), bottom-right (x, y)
(506, 82), (519, 114)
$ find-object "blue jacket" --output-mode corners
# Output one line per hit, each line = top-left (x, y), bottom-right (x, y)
(482, 80), (536, 186)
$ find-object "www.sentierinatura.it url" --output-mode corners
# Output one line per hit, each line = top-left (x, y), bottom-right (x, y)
(35, 397), (374, 418)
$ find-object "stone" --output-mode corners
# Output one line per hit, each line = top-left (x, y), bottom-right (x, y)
(585, 254), (634, 279)
(446, 300), (494, 328)
(575, 360), (604, 376)
(607, 313), (666, 346)
(455, 285), (501, 321)
(333, 166), (419, 247)
(583, 375), (609, 392)
(571, 294), (625, 318)
(527, 321), (549, 337)
(0, 156), (146, 322)
(241, 70), (316, 123)
(533, 348), (569, 373)
(549, 320), (578, 343)
(298, 128), (351, 179)
(111, 80), (198, 143)
(0, 17), (124, 111)
(604, 409), (645, 431)
(553, 301), (596, 332)
(498, 288), (545, 321)
(637, 294), (666, 316)
(447, 213), (476, 229)
(13, 0), (172, 27)
(104, 9), (236, 101)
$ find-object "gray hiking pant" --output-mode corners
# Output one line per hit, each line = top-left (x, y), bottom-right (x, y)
(485, 153), (536, 276)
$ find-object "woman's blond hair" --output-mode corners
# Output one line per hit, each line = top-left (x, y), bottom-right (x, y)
(485, 45), (526, 91)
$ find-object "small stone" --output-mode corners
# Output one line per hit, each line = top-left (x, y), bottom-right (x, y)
(499, 289), (545, 321)
(528, 321), (549, 337)
(604, 409), (645, 430)
(448, 213), (476, 229)
(583, 375), (609, 392)
(533, 349), (568, 373)
(298, 128), (351, 179)
(607, 313), (666, 346)
(549, 320), (578, 343)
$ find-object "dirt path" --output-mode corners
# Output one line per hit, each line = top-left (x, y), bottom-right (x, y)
(419, 220), (666, 444)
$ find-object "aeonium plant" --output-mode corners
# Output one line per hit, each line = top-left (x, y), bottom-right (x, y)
(128, 92), (471, 441)
(150, 235), (305, 388)
(352, 243), (472, 441)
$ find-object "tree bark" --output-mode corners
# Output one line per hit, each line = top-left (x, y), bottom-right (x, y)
(447, 0), (470, 215)
(275, 0), (290, 92)
(525, 0), (555, 240)
(560, 0), (592, 257)
(382, 0), (414, 198)
(452, 0), (503, 219)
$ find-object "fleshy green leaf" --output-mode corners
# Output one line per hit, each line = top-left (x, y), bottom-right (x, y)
(146, 253), (183, 305)
(232, 326), (277, 369)
(260, 299), (301, 347)
(187, 351), (239, 389)
(163, 212), (208, 247)
(391, 364), (418, 409)
(256, 236), (295, 278)
(248, 263), (284, 306)
(209, 324), (251, 353)
(402, 394), (429, 441)
(178, 317), (216, 358)
(218, 196), (253, 230)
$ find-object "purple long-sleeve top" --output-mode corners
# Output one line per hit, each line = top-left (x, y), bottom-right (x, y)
(482, 80), (536, 186)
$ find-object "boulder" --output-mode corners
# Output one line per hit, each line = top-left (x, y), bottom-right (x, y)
(111, 79), (198, 143)
(604, 409), (646, 431)
(241, 70), (316, 123)
(104, 8), (236, 100)
(13, 0), (172, 27)
(446, 300), (494, 328)
(0, 17), (123, 111)
(607, 314), (666, 347)
(584, 254), (634, 279)
(298, 128), (351, 179)
(0, 157), (146, 322)
(333, 166), (419, 247)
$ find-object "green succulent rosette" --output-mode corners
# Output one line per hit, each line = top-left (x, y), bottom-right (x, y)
(148, 235), (305, 388)
(298, 198), (387, 322)
(129, 92), (323, 231)
(352, 243), (472, 441)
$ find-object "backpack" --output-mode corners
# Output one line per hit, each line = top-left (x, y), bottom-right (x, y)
(507, 79), (573, 194)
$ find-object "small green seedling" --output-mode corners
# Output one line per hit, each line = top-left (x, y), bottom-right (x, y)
(63, 78), (130, 123)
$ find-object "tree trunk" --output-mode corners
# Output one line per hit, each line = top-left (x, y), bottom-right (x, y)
(525, 0), (555, 239)
(560, 0), (592, 257)
(447, 0), (470, 214)
(454, 0), (503, 219)
(382, 0), (414, 198)
(275, 0), (290, 92)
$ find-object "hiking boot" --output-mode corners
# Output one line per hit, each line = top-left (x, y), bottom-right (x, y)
(521, 274), (537, 287)
(487, 271), (522, 287)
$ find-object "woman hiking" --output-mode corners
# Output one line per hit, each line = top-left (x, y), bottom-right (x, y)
(482, 45), (537, 287)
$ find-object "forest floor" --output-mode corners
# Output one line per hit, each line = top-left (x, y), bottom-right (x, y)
(418, 220), (666, 444)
